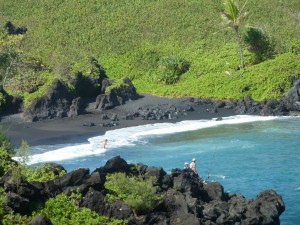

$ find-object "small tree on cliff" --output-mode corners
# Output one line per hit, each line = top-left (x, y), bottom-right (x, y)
(221, 0), (248, 68)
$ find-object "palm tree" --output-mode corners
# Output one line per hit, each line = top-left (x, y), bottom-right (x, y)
(221, 0), (248, 68)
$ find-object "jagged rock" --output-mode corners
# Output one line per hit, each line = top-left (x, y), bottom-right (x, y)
(67, 97), (85, 117)
(98, 155), (131, 174)
(101, 78), (113, 93)
(43, 163), (66, 176)
(244, 190), (285, 225)
(0, 85), (23, 115)
(171, 170), (203, 198)
(28, 215), (53, 225)
(105, 199), (132, 220)
(202, 182), (227, 202)
(163, 189), (200, 225)
(81, 187), (106, 214)
(143, 166), (167, 187)
(0, 156), (285, 224)
(3, 192), (30, 214)
(95, 77), (140, 111)
(0, 172), (41, 199)
(23, 79), (73, 122)
(53, 168), (90, 188)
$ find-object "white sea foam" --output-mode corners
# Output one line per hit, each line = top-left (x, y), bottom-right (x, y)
(14, 115), (279, 165)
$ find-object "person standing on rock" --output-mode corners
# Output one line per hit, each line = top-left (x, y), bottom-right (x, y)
(184, 162), (189, 170)
(190, 158), (197, 175)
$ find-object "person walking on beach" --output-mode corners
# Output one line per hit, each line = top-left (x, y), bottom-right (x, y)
(190, 158), (197, 174)
(102, 139), (108, 149)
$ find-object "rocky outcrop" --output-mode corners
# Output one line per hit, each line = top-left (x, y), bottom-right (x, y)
(0, 156), (285, 225)
(95, 77), (141, 111)
(22, 79), (73, 122)
(0, 85), (23, 115)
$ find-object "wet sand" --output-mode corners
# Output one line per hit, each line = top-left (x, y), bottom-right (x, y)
(1, 94), (237, 148)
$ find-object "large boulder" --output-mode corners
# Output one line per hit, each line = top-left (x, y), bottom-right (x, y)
(3, 192), (30, 215)
(23, 79), (73, 122)
(201, 181), (227, 202)
(243, 190), (285, 225)
(163, 189), (200, 225)
(281, 76), (300, 112)
(95, 77), (140, 111)
(98, 155), (131, 174)
(81, 187), (107, 214)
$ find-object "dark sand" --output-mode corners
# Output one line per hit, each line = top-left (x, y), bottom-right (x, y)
(1, 94), (237, 148)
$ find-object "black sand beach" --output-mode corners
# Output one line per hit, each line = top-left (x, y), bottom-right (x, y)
(1, 94), (238, 148)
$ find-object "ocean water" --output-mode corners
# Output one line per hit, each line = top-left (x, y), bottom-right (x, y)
(17, 115), (300, 225)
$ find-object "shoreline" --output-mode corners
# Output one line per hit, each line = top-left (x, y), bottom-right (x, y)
(1, 94), (239, 148)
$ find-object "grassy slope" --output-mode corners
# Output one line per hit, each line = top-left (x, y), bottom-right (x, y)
(1, 0), (300, 101)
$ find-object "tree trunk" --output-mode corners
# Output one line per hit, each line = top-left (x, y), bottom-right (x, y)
(235, 27), (245, 68)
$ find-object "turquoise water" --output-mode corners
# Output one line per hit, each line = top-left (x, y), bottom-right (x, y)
(25, 116), (300, 224)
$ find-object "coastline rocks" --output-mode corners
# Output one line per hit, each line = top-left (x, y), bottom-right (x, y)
(95, 77), (140, 111)
(0, 85), (23, 115)
(23, 79), (73, 122)
(0, 156), (285, 225)
(67, 97), (85, 117)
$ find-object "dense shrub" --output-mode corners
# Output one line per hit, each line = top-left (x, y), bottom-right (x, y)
(244, 26), (274, 64)
(157, 56), (190, 85)
(34, 192), (126, 225)
(287, 39), (300, 55)
(22, 164), (66, 182)
(105, 172), (162, 215)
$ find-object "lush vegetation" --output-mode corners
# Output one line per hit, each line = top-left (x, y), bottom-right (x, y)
(1, 192), (126, 225)
(0, 128), (127, 224)
(0, 0), (299, 103)
(105, 172), (162, 215)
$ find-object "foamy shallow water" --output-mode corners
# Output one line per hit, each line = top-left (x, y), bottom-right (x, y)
(13, 115), (300, 225)
(14, 115), (278, 165)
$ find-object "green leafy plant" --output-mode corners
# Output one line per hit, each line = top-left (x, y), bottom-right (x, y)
(22, 164), (66, 182)
(105, 172), (162, 215)
(0, 127), (15, 176)
(34, 192), (126, 225)
(2, 211), (31, 225)
(288, 39), (300, 55)
(157, 56), (190, 85)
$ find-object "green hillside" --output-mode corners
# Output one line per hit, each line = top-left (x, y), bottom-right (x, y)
(1, 0), (300, 102)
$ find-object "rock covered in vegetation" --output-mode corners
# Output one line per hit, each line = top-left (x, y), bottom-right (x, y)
(0, 156), (285, 225)
(95, 77), (141, 111)
(22, 79), (73, 122)
(0, 85), (23, 115)
(69, 57), (108, 98)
